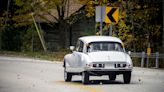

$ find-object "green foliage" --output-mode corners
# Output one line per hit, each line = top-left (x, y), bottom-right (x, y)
(1, 25), (24, 51)
(21, 25), (42, 52)
(129, 2), (161, 52)
(21, 25), (34, 52)
(0, 17), (5, 28)
(0, 0), (162, 52)
(117, 20), (134, 49)
(1, 0), (83, 50)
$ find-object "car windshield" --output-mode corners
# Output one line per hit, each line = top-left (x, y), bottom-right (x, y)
(87, 42), (124, 52)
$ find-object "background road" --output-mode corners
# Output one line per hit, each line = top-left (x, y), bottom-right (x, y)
(0, 56), (164, 92)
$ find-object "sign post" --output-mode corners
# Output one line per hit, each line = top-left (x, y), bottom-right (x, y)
(96, 6), (119, 36)
(96, 6), (106, 35)
(109, 24), (112, 36)
(100, 6), (103, 35)
(105, 7), (119, 36)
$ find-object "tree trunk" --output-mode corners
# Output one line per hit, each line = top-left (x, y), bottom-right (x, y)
(0, 29), (2, 50)
(163, 1), (164, 53)
(58, 20), (68, 49)
(56, 2), (68, 49)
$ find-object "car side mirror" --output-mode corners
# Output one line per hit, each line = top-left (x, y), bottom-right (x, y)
(128, 51), (131, 55)
(70, 46), (75, 51)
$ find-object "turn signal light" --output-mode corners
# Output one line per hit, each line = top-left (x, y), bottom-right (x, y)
(92, 64), (105, 68)
(93, 64), (97, 67)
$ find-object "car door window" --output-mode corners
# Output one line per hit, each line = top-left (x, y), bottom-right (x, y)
(76, 40), (84, 52)
(79, 41), (84, 52)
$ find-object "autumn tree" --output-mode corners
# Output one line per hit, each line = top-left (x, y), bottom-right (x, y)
(0, 0), (83, 50)
(79, 0), (162, 52)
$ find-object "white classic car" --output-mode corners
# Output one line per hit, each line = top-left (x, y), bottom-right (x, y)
(63, 36), (133, 84)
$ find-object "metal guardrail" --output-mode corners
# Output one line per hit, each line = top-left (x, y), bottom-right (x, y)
(130, 52), (164, 68)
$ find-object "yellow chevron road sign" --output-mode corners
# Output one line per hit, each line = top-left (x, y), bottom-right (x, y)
(105, 7), (119, 24)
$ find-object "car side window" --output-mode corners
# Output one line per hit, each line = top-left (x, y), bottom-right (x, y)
(76, 40), (84, 52)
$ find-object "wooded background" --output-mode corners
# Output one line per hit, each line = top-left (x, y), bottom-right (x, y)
(0, 0), (163, 53)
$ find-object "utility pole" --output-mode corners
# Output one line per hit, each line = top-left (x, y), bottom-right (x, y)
(31, 13), (47, 52)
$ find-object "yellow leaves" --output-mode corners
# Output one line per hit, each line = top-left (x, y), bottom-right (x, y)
(86, 9), (95, 17)
(152, 25), (161, 36)
(135, 5), (141, 9)
(117, 19), (134, 47)
(85, 0), (96, 17)
(0, 17), (5, 23)
(96, 31), (101, 36)
(12, 14), (31, 22)
(78, 0), (90, 4)
(53, 0), (64, 6)
(14, 0), (24, 6)
(11, 13), (33, 27)
(88, 0), (95, 5)
(82, 0), (113, 17)
(121, 11), (126, 18)
(0, 17), (5, 28)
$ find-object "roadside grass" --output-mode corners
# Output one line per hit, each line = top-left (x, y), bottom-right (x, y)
(0, 50), (70, 62)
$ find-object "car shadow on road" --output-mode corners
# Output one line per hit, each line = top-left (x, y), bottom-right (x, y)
(72, 80), (124, 85)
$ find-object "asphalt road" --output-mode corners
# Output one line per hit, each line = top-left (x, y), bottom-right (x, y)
(0, 56), (164, 92)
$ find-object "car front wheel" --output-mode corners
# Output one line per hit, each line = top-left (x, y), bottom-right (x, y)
(64, 68), (72, 82)
(82, 71), (89, 84)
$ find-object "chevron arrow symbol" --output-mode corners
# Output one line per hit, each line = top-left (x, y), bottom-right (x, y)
(107, 8), (117, 22)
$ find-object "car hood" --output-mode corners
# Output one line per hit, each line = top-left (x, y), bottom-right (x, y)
(88, 51), (127, 62)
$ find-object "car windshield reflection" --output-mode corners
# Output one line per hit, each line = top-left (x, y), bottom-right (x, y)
(87, 42), (124, 52)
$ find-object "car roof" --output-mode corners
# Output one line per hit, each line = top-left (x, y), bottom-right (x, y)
(79, 36), (123, 44)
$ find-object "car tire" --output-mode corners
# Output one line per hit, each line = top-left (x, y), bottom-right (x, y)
(123, 71), (131, 84)
(82, 71), (89, 84)
(64, 68), (72, 82)
(109, 74), (116, 80)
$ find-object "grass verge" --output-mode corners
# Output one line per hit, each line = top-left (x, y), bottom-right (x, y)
(0, 51), (70, 62)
